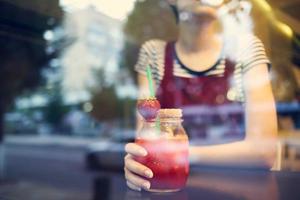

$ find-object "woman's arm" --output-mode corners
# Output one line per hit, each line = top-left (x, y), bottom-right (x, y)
(125, 64), (278, 191)
(190, 63), (278, 168)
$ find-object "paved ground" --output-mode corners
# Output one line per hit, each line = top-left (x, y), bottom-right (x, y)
(0, 135), (110, 200)
(5, 135), (100, 147)
(0, 181), (91, 200)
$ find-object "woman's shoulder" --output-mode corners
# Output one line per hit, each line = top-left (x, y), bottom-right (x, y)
(229, 34), (269, 72)
(236, 34), (266, 55)
(135, 39), (168, 82)
(240, 34), (263, 43)
(243, 34), (265, 50)
(142, 39), (167, 47)
(140, 39), (168, 55)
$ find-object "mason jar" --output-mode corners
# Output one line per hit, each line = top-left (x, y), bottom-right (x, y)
(135, 109), (189, 193)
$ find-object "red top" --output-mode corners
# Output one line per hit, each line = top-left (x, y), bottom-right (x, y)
(156, 42), (245, 141)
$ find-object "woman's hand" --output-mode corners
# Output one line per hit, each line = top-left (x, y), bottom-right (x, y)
(124, 143), (153, 191)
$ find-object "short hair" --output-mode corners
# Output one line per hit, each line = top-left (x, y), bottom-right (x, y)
(169, 4), (179, 23)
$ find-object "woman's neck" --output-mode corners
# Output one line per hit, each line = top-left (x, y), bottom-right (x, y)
(177, 20), (219, 52)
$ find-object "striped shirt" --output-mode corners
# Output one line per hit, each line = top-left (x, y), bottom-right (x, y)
(135, 35), (270, 102)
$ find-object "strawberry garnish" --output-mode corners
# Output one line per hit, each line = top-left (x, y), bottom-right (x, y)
(137, 98), (161, 121)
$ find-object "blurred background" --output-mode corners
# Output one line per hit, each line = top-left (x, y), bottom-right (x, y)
(0, 0), (299, 199)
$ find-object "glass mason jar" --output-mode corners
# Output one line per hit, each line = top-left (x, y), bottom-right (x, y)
(135, 109), (189, 193)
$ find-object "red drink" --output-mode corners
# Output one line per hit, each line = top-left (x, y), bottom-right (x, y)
(135, 136), (189, 192)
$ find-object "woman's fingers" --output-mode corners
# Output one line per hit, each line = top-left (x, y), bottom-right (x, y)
(126, 181), (141, 192)
(124, 143), (151, 191)
(124, 154), (153, 178)
(124, 167), (151, 190)
(125, 143), (147, 157)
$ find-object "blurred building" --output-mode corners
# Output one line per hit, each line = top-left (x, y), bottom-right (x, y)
(60, 6), (123, 104)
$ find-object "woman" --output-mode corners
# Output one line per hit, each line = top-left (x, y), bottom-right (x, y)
(124, 0), (277, 191)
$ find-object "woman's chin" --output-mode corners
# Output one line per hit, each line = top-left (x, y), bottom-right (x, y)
(182, 6), (218, 19)
(193, 6), (218, 16)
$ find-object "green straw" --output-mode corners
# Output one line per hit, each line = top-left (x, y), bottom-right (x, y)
(146, 65), (155, 98)
(146, 65), (161, 133)
(155, 118), (161, 132)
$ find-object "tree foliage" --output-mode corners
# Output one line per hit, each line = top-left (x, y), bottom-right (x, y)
(0, 0), (62, 141)
(121, 0), (178, 82)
